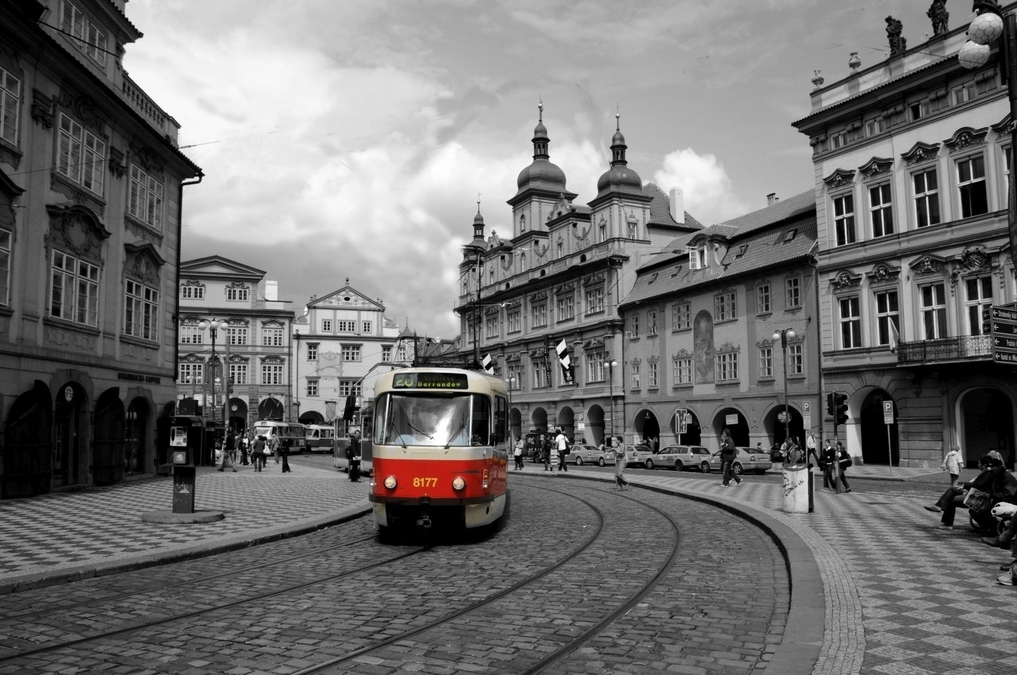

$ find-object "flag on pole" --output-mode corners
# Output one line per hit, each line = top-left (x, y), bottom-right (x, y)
(889, 319), (900, 354)
(555, 338), (574, 384)
(482, 353), (494, 374)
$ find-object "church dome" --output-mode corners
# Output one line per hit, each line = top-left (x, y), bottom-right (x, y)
(596, 114), (643, 198)
(515, 103), (567, 195)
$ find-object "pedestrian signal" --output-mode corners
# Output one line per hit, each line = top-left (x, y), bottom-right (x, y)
(834, 393), (848, 426)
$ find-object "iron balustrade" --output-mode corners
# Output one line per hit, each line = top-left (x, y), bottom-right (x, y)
(896, 335), (993, 364)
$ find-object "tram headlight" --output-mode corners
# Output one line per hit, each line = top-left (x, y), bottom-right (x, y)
(383, 475), (397, 489)
(452, 476), (466, 491)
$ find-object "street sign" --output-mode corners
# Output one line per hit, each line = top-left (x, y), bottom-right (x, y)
(995, 335), (1017, 352)
(995, 352), (1017, 363)
(992, 305), (1017, 321)
(883, 400), (894, 424)
(989, 303), (1017, 365)
(804, 414), (812, 429)
(802, 401), (811, 413)
(992, 322), (1017, 335)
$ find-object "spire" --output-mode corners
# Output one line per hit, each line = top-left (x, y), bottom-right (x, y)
(610, 111), (627, 166)
(472, 195), (486, 243)
(532, 100), (549, 160)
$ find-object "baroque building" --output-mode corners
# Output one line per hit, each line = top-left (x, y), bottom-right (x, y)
(0, 0), (201, 497)
(454, 107), (700, 445)
(175, 256), (295, 436)
(792, 5), (1017, 468)
(618, 192), (821, 454)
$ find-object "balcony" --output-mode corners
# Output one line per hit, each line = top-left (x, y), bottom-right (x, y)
(896, 335), (993, 365)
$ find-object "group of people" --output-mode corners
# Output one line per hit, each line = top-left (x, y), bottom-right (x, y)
(924, 449), (1017, 585)
(216, 430), (291, 473)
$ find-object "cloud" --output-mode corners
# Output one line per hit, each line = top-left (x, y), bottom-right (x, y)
(653, 149), (750, 226)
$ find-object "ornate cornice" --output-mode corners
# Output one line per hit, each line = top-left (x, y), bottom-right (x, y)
(858, 156), (894, 180)
(823, 168), (856, 190)
(866, 262), (901, 287)
(943, 126), (988, 154)
(830, 270), (862, 291)
(909, 254), (946, 277)
(900, 141), (940, 167)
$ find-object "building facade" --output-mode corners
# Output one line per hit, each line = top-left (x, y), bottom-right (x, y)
(0, 0), (201, 497)
(454, 108), (700, 446)
(618, 192), (822, 454)
(292, 281), (412, 431)
(176, 256), (295, 436)
(793, 6), (1017, 468)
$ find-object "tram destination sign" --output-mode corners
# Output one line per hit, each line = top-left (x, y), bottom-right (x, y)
(987, 303), (1017, 364)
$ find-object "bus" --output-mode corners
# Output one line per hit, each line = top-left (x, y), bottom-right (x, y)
(304, 424), (336, 453)
(252, 420), (307, 454)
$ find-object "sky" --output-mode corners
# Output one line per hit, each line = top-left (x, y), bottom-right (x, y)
(123, 0), (963, 339)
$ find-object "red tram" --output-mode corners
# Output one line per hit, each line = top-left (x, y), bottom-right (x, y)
(369, 368), (509, 534)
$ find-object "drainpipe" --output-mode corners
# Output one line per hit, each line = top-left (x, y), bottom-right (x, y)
(173, 173), (203, 392)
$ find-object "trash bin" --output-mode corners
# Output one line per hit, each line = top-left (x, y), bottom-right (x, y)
(782, 462), (811, 513)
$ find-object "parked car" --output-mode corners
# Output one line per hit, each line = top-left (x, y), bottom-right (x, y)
(702, 446), (774, 475)
(626, 444), (653, 468)
(646, 445), (711, 471)
(565, 444), (615, 467)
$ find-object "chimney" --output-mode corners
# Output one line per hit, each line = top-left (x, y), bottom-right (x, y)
(669, 187), (685, 224)
(265, 280), (278, 301)
(767, 193), (779, 206)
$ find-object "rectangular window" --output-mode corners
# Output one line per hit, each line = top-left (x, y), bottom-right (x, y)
(921, 283), (948, 339)
(875, 290), (900, 347)
(0, 228), (9, 306)
(833, 194), (856, 246)
(958, 156), (988, 218)
(716, 352), (739, 381)
(789, 344), (804, 376)
(124, 279), (158, 340)
(757, 284), (771, 314)
(672, 301), (691, 330)
(865, 116), (886, 137)
(229, 362), (248, 385)
(508, 364), (525, 391)
(307, 380), (319, 397)
(715, 291), (736, 321)
(225, 286), (249, 301)
(630, 362), (640, 390)
(51, 250), (98, 326)
(226, 327), (247, 346)
(179, 362), (203, 385)
(672, 356), (692, 385)
(322, 319), (332, 332)
(838, 297), (861, 349)
(307, 344), (318, 360)
(759, 346), (773, 378)
(689, 246), (708, 270)
(507, 308), (521, 333)
(180, 284), (206, 300)
(128, 165), (164, 230)
(61, 0), (107, 66)
(338, 320), (356, 332)
(532, 360), (548, 388)
(485, 314), (499, 338)
(647, 309), (657, 335)
(629, 315), (639, 337)
(648, 361), (658, 388)
(338, 380), (363, 397)
(785, 277), (801, 309)
(531, 302), (547, 328)
(263, 327), (283, 347)
(382, 345), (392, 361)
(913, 169), (941, 228)
(587, 350), (606, 383)
(58, 113), (105, 196)
(361, 321), (371, 333)
(261, 364), (283, 385)
(585, 287), (604, 314)
(557, 294), (574, 321)
(0, 67), (21, 146)
(180, 325), (202, 344)
(869, 183), (894, 238)
(965, 275), (993, 336)
(341, 344), (362, 361)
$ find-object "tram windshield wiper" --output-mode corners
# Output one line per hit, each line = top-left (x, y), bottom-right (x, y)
(444, 420), (467, 449)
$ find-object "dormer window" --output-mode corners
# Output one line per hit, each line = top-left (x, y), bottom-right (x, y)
(689, 245), (708, 270)
(782, 229), (798, 244)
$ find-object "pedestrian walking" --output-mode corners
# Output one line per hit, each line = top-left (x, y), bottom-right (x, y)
(834, 441), (852, 492)
(280, 438), (292, 473)
(613, 436), (629, 490)
(269, 434), (280, 464)
(251, 435), (267, 472)
(543, 435), (553, 472)
(513, 437), (525, 470)
(719, 428), (741, 487)
(942, 445), (962, 487)
(238, 432), (249, 465)
(347, 430), (362, 482)
(821, 440), (837, 489)
(555, 428), (569, 472)
(217, 432), (237, 472)
(549, 429), (560, 474)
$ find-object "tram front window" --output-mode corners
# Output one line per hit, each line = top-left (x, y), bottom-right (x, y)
(379, 394), (490, 447)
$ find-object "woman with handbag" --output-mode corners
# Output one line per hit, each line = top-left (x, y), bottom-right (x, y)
(835, 441), (852, 492)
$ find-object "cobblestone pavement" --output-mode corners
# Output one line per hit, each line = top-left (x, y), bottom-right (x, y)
(1, 459), (1013, 675)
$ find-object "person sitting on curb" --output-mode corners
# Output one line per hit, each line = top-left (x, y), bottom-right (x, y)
(983, 506), (1017, 586)
(925, 452), (1016, 530)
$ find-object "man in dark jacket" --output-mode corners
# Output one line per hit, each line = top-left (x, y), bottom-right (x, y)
(720, 428), (740, 487)
(346, 430), (362, 482)
(926, 452), (1017, 529)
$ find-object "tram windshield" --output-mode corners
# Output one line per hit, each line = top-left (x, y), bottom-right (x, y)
(375, 393), (490, 448)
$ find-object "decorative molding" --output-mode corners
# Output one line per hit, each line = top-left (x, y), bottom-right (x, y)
(673, 348), (692, 359)
(866, 262), (901, 287)
(958, 245), (990, 273)
(30, 89), (55, 129)
(991, 113), (1012, 135)
(58, 90), (106, 134)
(858, 156), (893, 180)
(529, 291), (548, 303)
(45, 204), (111, 264)
(909, 255), (946, 276)
(582, 273), (605, 287)
(943, 126), (989, 154)
(554, 282), (575, 296)
(716, 342), (740, 354)
(123, 243), (165, 286)
(900, 141), (940, 167)
(108, 146), (127, 178)
(823, 168), (856, 190)
(830, 270), (862, 291)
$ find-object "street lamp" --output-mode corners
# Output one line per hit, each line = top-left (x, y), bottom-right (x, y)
(198, 319), (228, 426)
(960, 3), (1017, 259)
(772, 328), (796, 448)
(607, 359), (618, 444)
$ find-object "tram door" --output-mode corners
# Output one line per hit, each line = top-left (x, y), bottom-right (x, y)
(53, 384), (85, 487)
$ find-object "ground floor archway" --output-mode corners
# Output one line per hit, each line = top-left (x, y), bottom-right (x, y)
(958, 388), (1014, 469)
(858, 389), (899, 467)
(633, 409), (660, 448)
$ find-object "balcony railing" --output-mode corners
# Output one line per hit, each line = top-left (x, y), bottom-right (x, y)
(896, 335), (993, 364)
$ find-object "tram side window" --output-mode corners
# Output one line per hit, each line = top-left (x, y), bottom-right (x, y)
(493, 395), (508, 444)
(470, 395), (491, 446)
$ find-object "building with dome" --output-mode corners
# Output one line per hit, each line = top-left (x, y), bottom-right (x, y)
(453, 106), (701, 446)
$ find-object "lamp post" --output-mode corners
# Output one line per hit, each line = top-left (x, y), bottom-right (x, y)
(772, 328), (796, 448)
(960, 3), (1017, 260)
(198, 319), (228, 426)
(607, 359), (618, 444)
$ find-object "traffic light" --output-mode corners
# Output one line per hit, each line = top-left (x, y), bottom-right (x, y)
(834, 393), (848, 426)
(343, 395), (357, 421)
(826, 392), (835, 416)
